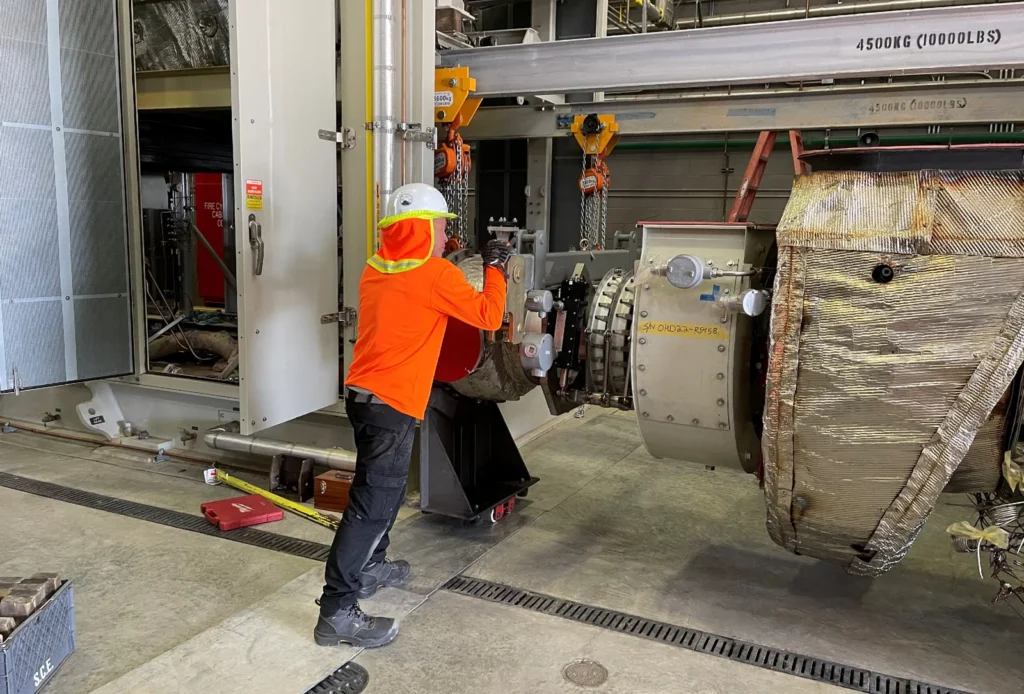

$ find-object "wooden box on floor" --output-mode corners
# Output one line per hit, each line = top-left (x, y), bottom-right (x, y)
(314, 471), (354, 514)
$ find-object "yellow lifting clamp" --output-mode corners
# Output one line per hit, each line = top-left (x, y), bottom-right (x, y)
(571, 113), (619, 158)
(434, 67), (482, 126)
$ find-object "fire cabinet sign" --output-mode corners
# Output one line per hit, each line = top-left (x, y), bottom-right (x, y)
(195, 173), (226, 304)
(245, 179), (263, 210)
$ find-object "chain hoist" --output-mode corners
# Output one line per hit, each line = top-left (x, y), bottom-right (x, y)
(435, 115), (471, 248)
(434, 67), (482, 251)
(571, 114), (619, 251)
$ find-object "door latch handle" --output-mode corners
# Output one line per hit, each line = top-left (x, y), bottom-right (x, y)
(248, 214), (264, 275)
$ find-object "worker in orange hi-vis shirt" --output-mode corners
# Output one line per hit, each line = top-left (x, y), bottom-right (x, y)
(315, 182), (510, 649)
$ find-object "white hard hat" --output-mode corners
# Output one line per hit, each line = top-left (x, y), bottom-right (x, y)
(382, 183), (457, 225)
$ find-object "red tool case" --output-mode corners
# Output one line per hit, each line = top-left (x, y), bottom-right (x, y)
(201, 494), (284, 531)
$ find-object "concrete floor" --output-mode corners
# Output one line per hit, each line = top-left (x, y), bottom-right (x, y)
(0, 410), (1019, 693)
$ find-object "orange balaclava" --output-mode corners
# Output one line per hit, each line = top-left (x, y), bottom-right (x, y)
(367, 217), (437, 274)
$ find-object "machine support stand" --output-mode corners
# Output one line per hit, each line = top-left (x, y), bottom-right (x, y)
(419, 387), (537, 522)
(269, 454), (315, 503)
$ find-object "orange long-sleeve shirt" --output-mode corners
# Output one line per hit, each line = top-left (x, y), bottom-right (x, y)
(345, 218), (507, 419)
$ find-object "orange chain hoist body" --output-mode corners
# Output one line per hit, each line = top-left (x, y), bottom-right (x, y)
(578, 160), (610, 196)
(434, 67), (482, 249)
(434, 130), (471, 182)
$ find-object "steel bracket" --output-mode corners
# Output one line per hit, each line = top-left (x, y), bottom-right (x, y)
(318, 128), (357, 149)
(321, 306), (358, 326)
(398, 122), (438, 149)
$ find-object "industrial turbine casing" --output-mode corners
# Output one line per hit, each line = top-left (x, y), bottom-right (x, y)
(630, 223), (775, 473)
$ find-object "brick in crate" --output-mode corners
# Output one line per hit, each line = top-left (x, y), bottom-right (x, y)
(0, 573), (76, 694)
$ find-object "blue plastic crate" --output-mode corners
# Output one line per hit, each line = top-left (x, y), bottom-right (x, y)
(0, 581), (76, 694)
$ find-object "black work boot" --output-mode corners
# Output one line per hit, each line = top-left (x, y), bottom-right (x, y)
(357, 559), (411, 599)
(314, 603), (399, 648)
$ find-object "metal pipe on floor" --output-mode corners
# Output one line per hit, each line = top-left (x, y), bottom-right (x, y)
(674, 0), (1003, 29)
(2, 417), (221, 466)
(147, 314), (186, 343)
(203, 423), (357, 471)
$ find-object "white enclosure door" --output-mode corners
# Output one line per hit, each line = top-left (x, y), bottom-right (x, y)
(229, 0), (339, 434)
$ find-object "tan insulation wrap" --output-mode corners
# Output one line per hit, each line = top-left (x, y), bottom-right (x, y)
(764, 169), (1024, 574)
(450, 256), (535, 402)
(777, 170), (1024, 257)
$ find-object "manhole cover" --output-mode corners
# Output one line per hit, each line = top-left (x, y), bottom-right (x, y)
(562, 659), (608, 688)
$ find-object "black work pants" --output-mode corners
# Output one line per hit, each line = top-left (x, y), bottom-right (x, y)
(320, 396), (416, 614)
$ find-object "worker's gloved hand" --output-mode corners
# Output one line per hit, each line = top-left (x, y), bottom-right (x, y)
(481, 239), (512, 279)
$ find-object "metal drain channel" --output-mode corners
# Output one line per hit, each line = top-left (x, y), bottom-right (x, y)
(0, 471), (332, 561)
(305, 662), (369, 694)
(444, 576), (973, 694)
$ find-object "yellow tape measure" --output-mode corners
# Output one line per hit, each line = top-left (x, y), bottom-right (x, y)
(214, 469), (339, 531)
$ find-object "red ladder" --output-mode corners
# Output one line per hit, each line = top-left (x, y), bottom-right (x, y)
(727, 130), (806, 223)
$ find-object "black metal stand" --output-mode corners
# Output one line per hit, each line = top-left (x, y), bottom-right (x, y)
(270, 454), (314, 502)
(419, 387), (537, 521)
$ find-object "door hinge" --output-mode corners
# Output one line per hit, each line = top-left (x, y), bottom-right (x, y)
(396, 122), (437, 149)
(321, 307), (357, 326)
(319, 128), (356, 150)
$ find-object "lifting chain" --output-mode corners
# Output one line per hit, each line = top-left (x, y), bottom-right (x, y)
(578, 133), (609, 251)
(600, 165), (610, 250)
(452, 140), (466, 246)
(435, 130), (470, 249)
(458, 142), (469, 247)
(579, 145), (591, 250)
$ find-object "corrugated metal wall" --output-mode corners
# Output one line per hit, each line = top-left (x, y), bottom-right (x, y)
(602, 142), (794, 228)
(544, 135), (795, 250)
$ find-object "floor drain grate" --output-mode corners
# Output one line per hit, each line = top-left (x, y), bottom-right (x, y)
(444, 576), (973, 694)
(0, 471), (332, 561)
(306, 662), (369, 694)
(563, 659), (608, 688)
